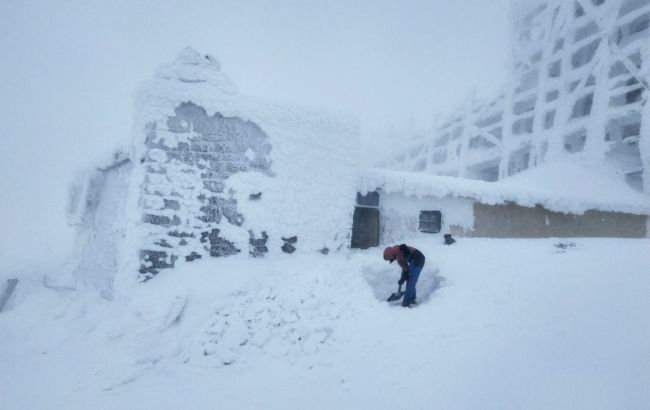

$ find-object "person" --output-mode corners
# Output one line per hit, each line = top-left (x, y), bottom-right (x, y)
(383, 244), (425, 307)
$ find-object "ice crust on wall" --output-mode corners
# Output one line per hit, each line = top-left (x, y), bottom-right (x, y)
(72, 48), (360, 288)
(132, 48), (360, 280)
(67, 150), (132, 299)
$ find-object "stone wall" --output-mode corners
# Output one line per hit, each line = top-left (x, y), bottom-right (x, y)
(70, 49), (360, 292)
(138, 101), (273, 280)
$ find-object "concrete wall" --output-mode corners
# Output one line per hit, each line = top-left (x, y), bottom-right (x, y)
(378, 192), (474, 244)
(378, 192), (648, 240)
(460, 202), (648, 238)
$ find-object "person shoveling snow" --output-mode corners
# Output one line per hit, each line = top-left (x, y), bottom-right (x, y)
(383, 244), (425, 308)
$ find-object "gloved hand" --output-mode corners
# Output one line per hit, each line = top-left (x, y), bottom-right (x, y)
(398, 269), (409, 286)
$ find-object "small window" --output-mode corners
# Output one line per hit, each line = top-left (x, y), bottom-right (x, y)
(419, 211), (441, 233)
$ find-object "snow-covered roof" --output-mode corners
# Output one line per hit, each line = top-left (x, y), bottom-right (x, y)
(153, 47), (237, 95)
(361, 163), (650, 216)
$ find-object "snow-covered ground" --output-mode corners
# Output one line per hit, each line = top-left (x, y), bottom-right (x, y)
(1, 237), (649, 410)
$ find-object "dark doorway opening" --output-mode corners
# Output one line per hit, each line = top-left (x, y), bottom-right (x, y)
(351, 207), (380, 249)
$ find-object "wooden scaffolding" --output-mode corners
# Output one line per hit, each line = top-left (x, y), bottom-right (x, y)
(383, 0), (650, 193)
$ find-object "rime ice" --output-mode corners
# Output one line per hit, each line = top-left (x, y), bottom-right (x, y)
(68, 48), (360, 296)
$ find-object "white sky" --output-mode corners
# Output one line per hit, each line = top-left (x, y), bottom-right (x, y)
(0, 0), (513, 268)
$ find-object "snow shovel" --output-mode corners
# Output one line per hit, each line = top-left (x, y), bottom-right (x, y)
(387, 283), (404, 302)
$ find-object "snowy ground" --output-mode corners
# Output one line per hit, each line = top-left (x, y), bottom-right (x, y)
(1, 238), (649, 410)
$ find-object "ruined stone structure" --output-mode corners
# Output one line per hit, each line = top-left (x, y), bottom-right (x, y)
(138, 101), (274, 277)
(69, 49), (359, 295)
(381, 0), (650, 193)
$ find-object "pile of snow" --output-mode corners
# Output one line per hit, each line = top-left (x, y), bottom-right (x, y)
(1, 238), (649, 409)
(361, 161), (650, 216)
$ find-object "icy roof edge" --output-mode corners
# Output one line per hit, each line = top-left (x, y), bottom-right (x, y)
(360, 167), (650, 216)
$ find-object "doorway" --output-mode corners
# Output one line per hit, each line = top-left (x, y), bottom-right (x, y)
(351, 207), (380, 249)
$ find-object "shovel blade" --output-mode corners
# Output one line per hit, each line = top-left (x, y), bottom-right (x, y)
(387, 291), (404, 302)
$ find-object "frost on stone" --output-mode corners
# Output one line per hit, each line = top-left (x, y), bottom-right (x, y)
(199, 196), (244, 226)
(72, 47), (360, 289)
(137, 101), (272, 279)
(281, 236), (297, 254)
(139, 251), (178, 280)
(200, 229), (241, 258)
(249, 231), (269, 257)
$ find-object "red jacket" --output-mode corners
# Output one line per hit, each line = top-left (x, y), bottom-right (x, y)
(383, 244), (424, 271)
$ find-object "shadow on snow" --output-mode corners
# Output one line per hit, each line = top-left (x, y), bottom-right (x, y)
(362, 264), (445, 305)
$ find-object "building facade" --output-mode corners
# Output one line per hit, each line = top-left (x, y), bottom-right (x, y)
(351, 167), (650, 248)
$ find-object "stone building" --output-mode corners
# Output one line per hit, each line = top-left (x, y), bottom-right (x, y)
(68, 48), (359, 297)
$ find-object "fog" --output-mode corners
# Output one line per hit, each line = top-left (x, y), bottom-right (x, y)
(0, 0), (512, 269)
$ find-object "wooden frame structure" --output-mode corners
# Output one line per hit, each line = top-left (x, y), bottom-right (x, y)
(382, 0), (650, 193)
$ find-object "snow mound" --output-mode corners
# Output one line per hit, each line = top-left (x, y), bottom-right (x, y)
(495, 159), (649, 214)
(201, 279), (349, 366)
(154, 47), (236, 93)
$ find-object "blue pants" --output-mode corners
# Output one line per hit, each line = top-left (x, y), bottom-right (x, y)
(403, 262), (423, 306)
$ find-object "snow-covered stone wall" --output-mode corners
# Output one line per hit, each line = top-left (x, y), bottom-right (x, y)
(137, 101), (274, 277)
(71, 48), (360, 289)
(133, 49), (360, 281)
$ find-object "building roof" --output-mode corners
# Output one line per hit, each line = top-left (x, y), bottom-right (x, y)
(361, 163), (650, 216)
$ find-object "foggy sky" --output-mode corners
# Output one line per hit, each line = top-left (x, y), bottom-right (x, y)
(0, 0), (512, 269)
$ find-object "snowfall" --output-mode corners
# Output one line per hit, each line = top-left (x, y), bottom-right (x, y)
(1, 237), (649, 410)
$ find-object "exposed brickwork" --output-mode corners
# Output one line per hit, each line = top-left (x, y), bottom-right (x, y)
(138, 102), (272, 280)
(281, 236), (297, 254)
(249, 231), (269, 257)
